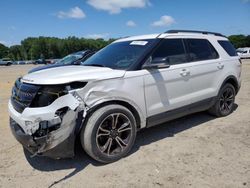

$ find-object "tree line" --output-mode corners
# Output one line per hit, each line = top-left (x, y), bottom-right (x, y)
(0, 36), (115, 60)
(228, 35), (250, 49)
(0, 34), (250, 60)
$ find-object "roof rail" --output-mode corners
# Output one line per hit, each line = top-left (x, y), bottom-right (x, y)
(165, 30), (226, 37)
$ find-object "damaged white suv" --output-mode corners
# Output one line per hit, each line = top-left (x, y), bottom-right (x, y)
(9, 30), (242, 163)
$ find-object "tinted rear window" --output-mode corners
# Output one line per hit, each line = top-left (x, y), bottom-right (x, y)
(186, 39), (219, 62)
(218, 40), (237, 56)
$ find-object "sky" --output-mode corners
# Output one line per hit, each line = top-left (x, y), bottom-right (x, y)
(0, 0), (249, 46)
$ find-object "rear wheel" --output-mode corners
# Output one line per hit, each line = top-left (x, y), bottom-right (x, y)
(81, 104), (137, 163)
(208, 83), (235, 117)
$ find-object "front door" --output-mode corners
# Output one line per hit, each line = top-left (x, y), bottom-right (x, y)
(143, 39), (193, 117)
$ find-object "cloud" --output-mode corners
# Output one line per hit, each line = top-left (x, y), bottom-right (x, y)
(151, 15), (175, 27)
(57, 7), (86, 19)
(0, 40), (13, 47)
(86, 33), (109, 39)
(87, 0), (150, 14)
(126, 20), (136, 27)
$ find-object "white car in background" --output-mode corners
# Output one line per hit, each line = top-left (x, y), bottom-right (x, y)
(0, 58), (13, 66)
(8, 30), (242, 163)
(237, 48), (250, 59)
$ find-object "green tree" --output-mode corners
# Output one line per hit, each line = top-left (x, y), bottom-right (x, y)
(0, 43), (9, 59)
(9, 45), (26, 60)
(228, 35), (248, 48)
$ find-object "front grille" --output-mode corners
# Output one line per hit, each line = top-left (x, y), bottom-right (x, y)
(11, 79), (40, 113)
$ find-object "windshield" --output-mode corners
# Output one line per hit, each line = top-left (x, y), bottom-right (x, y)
(236, 49), (244, 53)
(82, 40), (155, 70)
(56, 54), (83, 65)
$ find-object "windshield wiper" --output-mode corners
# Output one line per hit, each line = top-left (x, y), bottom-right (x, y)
(84, 64), (106, 67)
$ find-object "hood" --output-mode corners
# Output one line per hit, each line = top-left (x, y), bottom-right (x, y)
(28, 64), (67, 73)
(22, 66), (126, 85)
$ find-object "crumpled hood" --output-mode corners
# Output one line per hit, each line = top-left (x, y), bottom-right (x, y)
(21, 66), (126, 85)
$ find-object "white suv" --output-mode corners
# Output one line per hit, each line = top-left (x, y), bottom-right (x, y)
(9, 30), (242, 163)
(237, 47), (250, 59)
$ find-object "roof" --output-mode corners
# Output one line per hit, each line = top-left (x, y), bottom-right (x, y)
(165, 30), (225, 37)
(114, 30), (227, 43)
(114, 34), (160, 43)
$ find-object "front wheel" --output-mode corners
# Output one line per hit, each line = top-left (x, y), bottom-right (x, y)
(81, 104), (137, 163)
(208, 83), (236, 117)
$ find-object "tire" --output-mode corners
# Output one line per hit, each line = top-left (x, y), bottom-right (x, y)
(81, 104), (137, 163)
(208, 83), (236, 117)
(6, 63), (11, 66)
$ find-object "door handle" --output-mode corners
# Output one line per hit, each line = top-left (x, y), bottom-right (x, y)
(180, 69), (190, 77)
(217, 64), (224, 70)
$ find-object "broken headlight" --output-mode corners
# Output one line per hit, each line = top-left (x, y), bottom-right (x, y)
(30, 82), (87, 108)
(31, 85), (68, 107)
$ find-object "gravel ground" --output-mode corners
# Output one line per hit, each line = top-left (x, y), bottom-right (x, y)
(0, 61), (250, 188)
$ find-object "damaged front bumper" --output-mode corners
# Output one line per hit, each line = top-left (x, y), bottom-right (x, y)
(8, 94), (84, 159)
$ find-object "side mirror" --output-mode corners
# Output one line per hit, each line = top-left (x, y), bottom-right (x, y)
(142, 57), (170, 69)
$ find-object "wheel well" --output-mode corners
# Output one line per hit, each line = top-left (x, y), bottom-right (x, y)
(86, 100), (141, 129)
(223, 76), (239, 94)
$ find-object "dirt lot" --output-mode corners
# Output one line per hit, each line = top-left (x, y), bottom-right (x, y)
(0, 61), (250, 188)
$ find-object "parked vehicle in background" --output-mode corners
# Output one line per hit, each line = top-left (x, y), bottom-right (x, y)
(50, 59), (60, 64)
(45, 59), (57, 64)
(34, 59), (47, 65)
(18, 61), (26, 65)
(236, 48), (244, 53)
(26, 60), (34, 64)
(0, 58), (13, 66)
(12, 61), (18, 65)
(29, 50), (95, 73)
(237, 47), (250, 59)
(8, 30), (241, 163)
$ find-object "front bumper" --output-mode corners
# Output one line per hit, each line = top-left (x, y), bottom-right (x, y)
(9, 118), (75, 158)
(8, 94), (83, 159)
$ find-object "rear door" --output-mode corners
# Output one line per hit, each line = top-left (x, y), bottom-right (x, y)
(183, 38), (221, 103)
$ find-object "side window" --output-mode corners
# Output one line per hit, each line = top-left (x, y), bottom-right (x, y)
(185, 39), (219, 62)
(218, 40), (237, 56)
(151, 39), (187, 65)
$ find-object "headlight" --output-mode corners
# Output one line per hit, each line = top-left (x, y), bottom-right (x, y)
(30, 82), (87, 107)
(31, 85), (68, 107)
